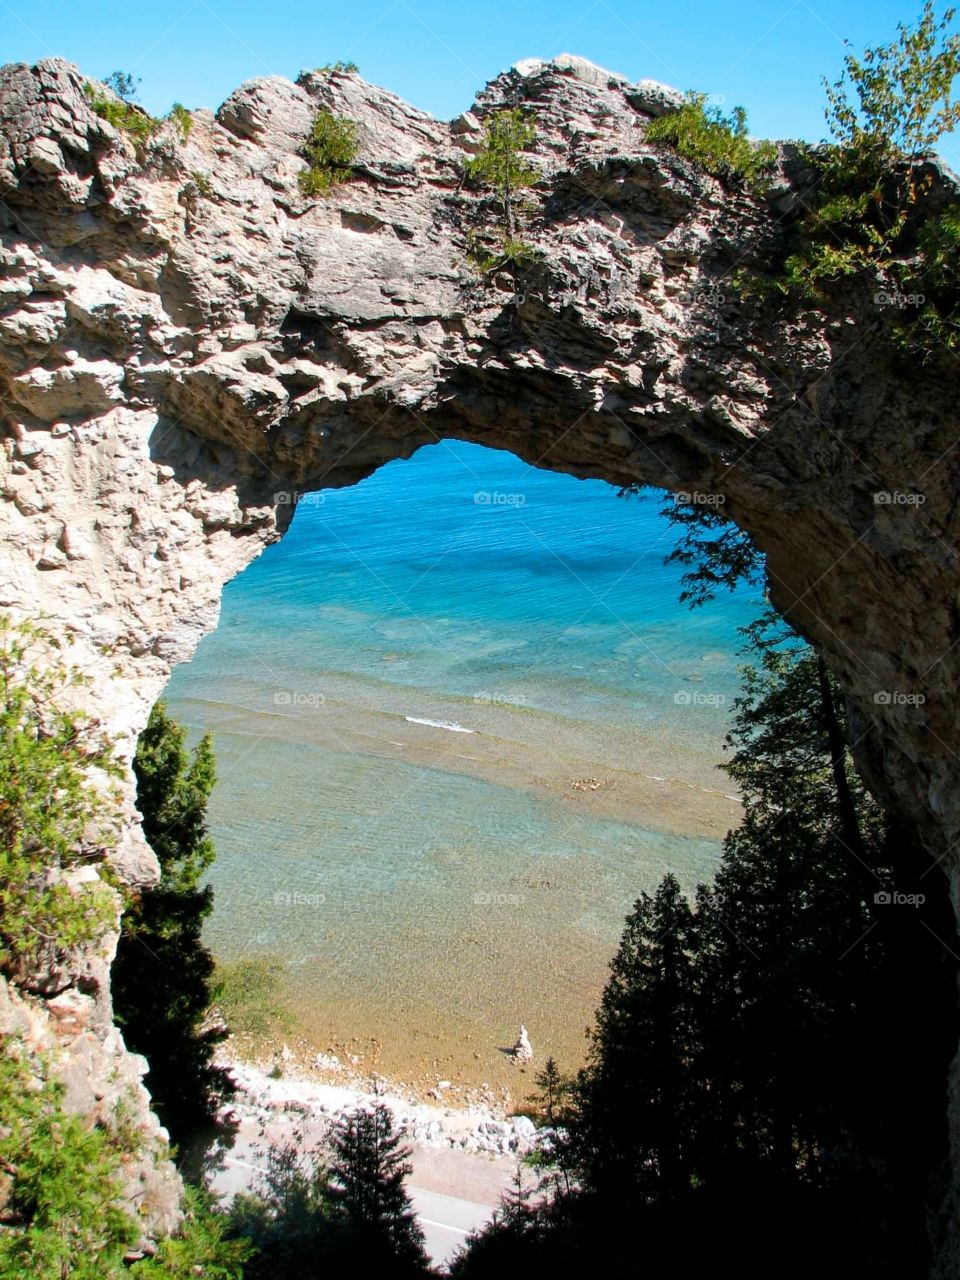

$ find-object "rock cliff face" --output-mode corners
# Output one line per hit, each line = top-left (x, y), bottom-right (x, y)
(0, 53), (958, 1254)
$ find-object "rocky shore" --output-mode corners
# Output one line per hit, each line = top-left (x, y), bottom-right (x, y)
(223, 1055), (539, 1160)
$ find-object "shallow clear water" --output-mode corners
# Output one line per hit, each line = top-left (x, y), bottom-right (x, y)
(163, 441), (761, 1081)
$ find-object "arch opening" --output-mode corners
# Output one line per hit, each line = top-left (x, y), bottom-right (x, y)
(159, 441), (762, 1092)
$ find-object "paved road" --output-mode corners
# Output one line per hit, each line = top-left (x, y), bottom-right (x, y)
(214, 1142), (500, 1269)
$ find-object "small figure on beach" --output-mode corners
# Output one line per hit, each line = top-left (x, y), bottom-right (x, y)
(512, 1024), (533, 1064)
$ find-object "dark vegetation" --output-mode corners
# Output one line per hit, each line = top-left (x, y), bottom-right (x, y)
(232, 1103), (431, 1279)
(448, 508), (957, 1280)
(112, 702), (236, 1180)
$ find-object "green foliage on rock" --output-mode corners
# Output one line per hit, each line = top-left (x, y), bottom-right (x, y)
(130, 1187), (251, 1279)
(895, 203), (960, 351)
(83, 80), (160, 144)
(84, 71), (195, 152)
(298, 109), (360, 196)
(465, 229), (541, 273)
(645, 92), (777, 183)
(167, 103), (192, 142)
(775, 3), (960, 354)
(314, 60), (359, 75)
(0, 618), (120, 978)
(0, 1045), (249, 1279)
(463, 109), (539, 273)
(0, 1046), (137, 1280)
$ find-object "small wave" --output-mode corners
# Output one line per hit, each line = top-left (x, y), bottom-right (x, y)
(404, 716), (476, 734)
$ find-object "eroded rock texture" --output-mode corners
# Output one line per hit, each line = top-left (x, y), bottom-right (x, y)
(0, 53), (958, 1251)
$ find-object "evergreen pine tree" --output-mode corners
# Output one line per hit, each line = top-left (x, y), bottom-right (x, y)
(0, 1048), (137, 1280)
(525, 1057), (576, 1198)
(326, 1103), (429, 1274)
(228, 1130), (334, 1279)
(112, 701), (234, 1174)
(575, 873), (701, 1206)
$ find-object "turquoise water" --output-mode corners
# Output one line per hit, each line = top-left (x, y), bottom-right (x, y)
(164, 441), (761, 1080)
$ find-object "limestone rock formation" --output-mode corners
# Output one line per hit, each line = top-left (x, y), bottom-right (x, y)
(0, 52), (959, 1256)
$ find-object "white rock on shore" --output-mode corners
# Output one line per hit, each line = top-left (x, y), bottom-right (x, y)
(225, 1059), (539, 1159)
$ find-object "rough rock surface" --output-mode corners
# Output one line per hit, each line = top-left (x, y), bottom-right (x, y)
(0, 53), (959, 1257)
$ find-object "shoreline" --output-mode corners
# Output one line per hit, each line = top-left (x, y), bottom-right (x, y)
(187, 670), (741, 1103)
(219, 1048), (540, 1160)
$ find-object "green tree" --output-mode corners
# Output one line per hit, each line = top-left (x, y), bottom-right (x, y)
(112, 701), (234, 1175)
(228, 1131), (334, 1279)
(523, 1057), (576, 1198)
(575, 874), (701, 1206)
(327, 1103), (430, 1274)
(104, 70), (140, 102)
(130, 1187), (251, 1279)
(464, 109), (537, 239)
(0, 618), (120, 982)
(0, 1046), (137, 1280)
(298, 109), (359, 196)
(823, 1), (960, 165)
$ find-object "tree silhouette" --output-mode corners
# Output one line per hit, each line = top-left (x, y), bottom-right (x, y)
(327, 1103), (430, 1275)
(112, 701), (234, 1176)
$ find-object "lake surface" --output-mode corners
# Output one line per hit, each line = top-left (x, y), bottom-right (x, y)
(163, 441), (760, 1093)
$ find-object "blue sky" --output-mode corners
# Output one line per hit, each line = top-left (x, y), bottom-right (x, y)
(2, 1), (956, 164)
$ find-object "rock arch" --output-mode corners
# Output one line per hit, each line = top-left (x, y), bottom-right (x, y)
(1, 53), (958, 1249)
